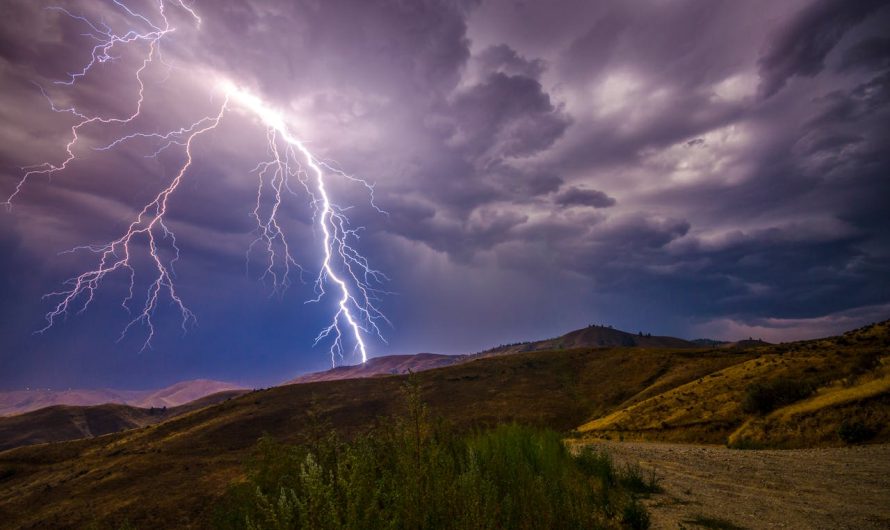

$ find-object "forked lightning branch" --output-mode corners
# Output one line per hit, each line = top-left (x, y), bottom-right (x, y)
(3, 1), (390, 366)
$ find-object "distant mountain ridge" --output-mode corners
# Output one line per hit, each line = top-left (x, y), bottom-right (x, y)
(0, 390), (246, 452)
(287, 324), (701, 385)
(1, 320), (886, 528)
(0, 379), (244, 417)
(287, 353), (460, 384)
(473, 324), (698, 357)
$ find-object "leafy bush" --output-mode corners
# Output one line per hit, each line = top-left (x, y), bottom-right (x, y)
(618, 463), (662, 495)
(621, 498), (651, 530)
(741, 378), (816, 415)
(726, 438), (767, 450)
(575, 447), (615, 486)
(837, 420), (876, 444)
(214, 379), (649, 529)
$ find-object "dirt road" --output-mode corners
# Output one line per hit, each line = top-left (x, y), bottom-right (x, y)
(584, 441), (890, 529)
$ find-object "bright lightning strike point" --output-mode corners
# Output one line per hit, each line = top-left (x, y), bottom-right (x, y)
(220, 79), (390, 364)
(6, 1), (389, 366)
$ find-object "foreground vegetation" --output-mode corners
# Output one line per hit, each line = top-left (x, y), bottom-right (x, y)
(214, 380), (653, 529)
(0, 345), (733, 528)
(1, 322), (886, 528)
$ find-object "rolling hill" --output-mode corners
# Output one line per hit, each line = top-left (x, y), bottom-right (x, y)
(287, 353), (461, 384)
(0, 345), (749, 529)
(0, 379), (245, 417)
(0, 390), (247, 452)
(0, 321), (886, 528)
(0, 324), (701, 451)
(578, 321), (890, 447)
(288, 324), (699, 385)
(472, 324), (697, 358)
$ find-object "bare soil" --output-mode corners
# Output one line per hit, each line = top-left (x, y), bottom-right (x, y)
(586, 441), (890, 529)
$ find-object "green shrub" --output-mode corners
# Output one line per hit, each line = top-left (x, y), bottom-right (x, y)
(741, 378), (816, 415)
(214, 379), (649, 529)
(618, 463), (662, 495)
(621, 498), (651, 530)
(837, 420), (876, 444)
(575, 447), (615, 486)
(216, 424), (628, 529)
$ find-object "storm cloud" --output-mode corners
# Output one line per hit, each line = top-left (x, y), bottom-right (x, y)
(1, 0), (889, 389)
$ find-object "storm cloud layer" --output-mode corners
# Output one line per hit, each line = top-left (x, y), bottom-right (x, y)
(1, 0), (888, 389)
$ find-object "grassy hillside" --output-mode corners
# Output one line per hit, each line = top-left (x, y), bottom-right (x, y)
(287, 324), (699, 386)
(0, 347), (745, 529)
(287, 353), (461, 384)
(0, 389), (144, 418)
(578, 321), (890, 447)
(474, 324), (696, 358)
(0, 380), (244, 417)
(0, 322), (885, 528)
(0, 391), (247, 452)
(131, 380), (246, 409)
(0, 404), (158, 453)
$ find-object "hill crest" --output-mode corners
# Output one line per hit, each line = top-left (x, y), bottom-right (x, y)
(287, 324), (700, 385)
(0, 379), (244, 417)
(0, 320), (887, 528)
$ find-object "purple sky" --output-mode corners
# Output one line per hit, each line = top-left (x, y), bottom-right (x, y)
(1, 0), (888, 390)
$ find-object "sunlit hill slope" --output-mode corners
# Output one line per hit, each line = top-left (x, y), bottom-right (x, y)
(579, 321), (890, 448)
(0, 321), (887, 528)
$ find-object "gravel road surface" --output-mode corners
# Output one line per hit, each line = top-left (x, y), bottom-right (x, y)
(584, 441), (890, 529)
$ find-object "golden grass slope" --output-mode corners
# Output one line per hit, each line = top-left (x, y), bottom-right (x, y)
(0, 390), (247, 452)
(0, 347), (745, 529)
(0, 322), (886, 528)
(578, 321), (890, 447)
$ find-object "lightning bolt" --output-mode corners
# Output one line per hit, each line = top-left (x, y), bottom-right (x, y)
(4, 1), (389, 365)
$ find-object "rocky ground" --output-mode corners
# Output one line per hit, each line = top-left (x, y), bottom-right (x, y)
(585, 441), (890, 529)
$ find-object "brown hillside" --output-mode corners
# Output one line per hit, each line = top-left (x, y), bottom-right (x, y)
(287, 326), (698, 385)
(0, 390), (246, 452)
(131, 380), (245, 409)
(0, 379), (244, 417)
(474, 324), (696, 358)
(578, 320), (890, 447)
(0, 323), (885, 528)
(0, 346), (747, 529)
(0, 389), (143, 417)
(287, 353), (461, 384)
(0, 404), (154, 453)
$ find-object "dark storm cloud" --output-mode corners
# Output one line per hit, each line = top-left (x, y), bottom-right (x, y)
(2, 0), (890, 389)
(757, 0), (889, 97)
(662, 227), (888, 321)
(474, 44), (545, 79)
(839, 36), (890, 71)
(554, 187), (616, 208)
(383, 196), (529, 262)
(461, 0), (890, 339)
(447, 71), (568, 159)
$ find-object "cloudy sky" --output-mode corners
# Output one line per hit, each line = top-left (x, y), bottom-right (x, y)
(1, 0), (888, 389)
